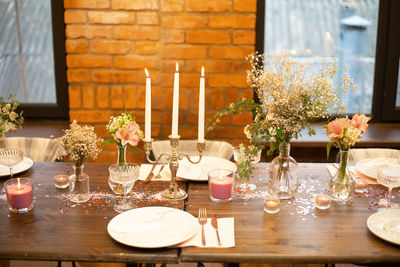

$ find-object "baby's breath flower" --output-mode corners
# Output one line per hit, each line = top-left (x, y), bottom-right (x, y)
(0, 94), (24, 138)
(57, 120), (103, 166)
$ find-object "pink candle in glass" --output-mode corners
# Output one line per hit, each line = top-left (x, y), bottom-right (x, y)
(6, 180), (33, 210)
(210, 176), (233, 199)
(208, 169), (234, 202)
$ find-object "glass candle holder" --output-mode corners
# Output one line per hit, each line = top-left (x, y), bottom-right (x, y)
(315, 194), (331, 210)
(4, 178), (33, 213)
(355, 178), (368, 194)
(264, 196), (280, 214)
(208, 169), (235, 203)
(54, 174), (69, 189)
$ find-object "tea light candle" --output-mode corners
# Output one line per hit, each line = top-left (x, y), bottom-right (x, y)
(355, 178), (368, 193)
(264, 197), (280, 214)
(315, 194), (331, 210)
(210, 176), (233, 200)
(5, 178), (33, 213)
(54, 174), (69, 189)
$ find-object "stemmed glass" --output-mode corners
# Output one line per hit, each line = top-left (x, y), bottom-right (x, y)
(233, 146), (261, 192)
(108, 163), (140, 213)
(377, 165), (400, 209)
(0, 148), (24, 178)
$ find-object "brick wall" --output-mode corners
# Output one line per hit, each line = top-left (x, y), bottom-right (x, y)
(64, 0), (256, 163)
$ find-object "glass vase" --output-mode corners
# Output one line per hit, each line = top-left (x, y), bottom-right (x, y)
(117, 144), (127, 165)
(269, 144), (299, 199)
(329, 149), (355, 202)
(69, 165), (91, 203)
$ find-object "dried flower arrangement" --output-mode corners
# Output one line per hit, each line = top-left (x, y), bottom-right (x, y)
(208, 51), (356, 181)
(57, 120), (103, 167)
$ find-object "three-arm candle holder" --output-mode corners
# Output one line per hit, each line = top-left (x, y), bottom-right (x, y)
(144, 135), (206, 201)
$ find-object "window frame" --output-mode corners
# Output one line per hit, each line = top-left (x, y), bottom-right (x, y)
(17, 0), (68, 119)
(255, 0), (400, 123)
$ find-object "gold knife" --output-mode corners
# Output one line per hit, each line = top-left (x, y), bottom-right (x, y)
(211, 215), (222, 246)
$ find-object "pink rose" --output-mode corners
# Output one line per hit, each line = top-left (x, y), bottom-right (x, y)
(351, 114), (370, 133)
(325, 118), (350, 140)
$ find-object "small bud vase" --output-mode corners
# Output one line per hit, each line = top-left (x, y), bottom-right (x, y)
(329, 149), (355, 201)
(269, 144), (299, 199)
(117, 144), (127, 165)
(69, 165), (91, 203)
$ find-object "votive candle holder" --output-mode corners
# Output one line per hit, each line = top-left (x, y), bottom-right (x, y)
(315, 194), (331, 210)
(355, 178), (368, 194)
(264, 196), (280, 214)
(4, 178), (33, 213)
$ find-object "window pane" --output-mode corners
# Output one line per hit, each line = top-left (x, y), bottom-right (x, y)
(0, 0), (56, 104)
(264, 0), (379, 114)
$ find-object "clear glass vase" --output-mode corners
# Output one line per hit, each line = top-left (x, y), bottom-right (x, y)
(69, 165), (91, 203)
(329, 149), (355, 202)
(269, 144), (299, 199)
(117, 144), (127, 165)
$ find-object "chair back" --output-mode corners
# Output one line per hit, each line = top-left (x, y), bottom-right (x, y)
(151, 140), (234, 162)
(0, 137), (65, 162)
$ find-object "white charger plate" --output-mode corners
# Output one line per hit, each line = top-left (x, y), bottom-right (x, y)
(177, 156), (237, 181)
(0, 157), (33, 177)
(367, 209), (400, 245)
(356, 157), (400, 179)
(107, 206), (200, 248)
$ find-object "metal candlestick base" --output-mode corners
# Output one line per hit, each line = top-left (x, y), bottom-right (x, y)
(144, 136), (206, 201)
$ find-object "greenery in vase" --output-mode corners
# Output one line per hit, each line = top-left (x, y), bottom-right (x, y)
(207, 51), (355, 181)
(57, 120), (103, 167)
(0, 94), (24, 138)
(102, 112), (143, 151)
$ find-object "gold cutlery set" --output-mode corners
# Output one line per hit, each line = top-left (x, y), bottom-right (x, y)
(198, 208), (222, 246)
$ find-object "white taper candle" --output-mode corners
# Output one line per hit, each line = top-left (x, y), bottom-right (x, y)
(171, 62), (179, 137)
(144, 68), (151, 141)
(198, 66), (205, 143)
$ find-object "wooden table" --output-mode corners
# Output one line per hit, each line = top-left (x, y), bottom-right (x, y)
(0, 162), (184, 264)
(183, 163), (400, 265)
(1, 162), (399, 264)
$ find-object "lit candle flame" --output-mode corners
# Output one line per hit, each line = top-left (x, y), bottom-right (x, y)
(175, 62), (179, 72)
(201, 66), (204, 76)
(145, 68), (149, 77)
(17, 178), (21, 189)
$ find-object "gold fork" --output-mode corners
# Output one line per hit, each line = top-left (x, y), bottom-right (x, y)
(198, 208), (207, 246)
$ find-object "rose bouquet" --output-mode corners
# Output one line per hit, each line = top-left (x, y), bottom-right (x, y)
(325, 114), (370, 201)
(102, 112), (143, 164)
(325, 114), (370, 155)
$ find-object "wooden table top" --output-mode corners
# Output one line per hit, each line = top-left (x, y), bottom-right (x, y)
(0, 162), (185, 264)
(1, 162), (399, 264)
(182, 163), (400, 265)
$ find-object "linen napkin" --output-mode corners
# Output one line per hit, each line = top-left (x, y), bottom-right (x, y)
(138, 164), (171, 181)
(326, 164), (377, 184)
(174, 217), (235, 248)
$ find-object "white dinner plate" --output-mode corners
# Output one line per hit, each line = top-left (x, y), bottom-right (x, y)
(107, 206), (200, 248)
(177, 156), (237, 181)
(367, 209), (400, 245)
(0, 157), (33, 177)
(356, 157), (400, 179)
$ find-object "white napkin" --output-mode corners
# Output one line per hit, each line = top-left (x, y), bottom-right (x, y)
(138, 164), (171, 181)
(326, 164), (377, 184)
(174, 217), (235, 248)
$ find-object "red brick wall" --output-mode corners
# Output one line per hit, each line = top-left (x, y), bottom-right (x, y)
(64, 0), (256, 162)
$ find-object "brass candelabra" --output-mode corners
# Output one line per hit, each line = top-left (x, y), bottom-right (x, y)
(144, 135), (206, 201)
